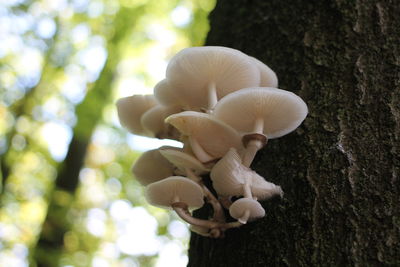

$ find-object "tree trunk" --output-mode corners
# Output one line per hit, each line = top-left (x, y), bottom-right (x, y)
(188, 0), (400, 266)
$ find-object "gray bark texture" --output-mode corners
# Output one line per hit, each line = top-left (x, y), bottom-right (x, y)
(188, 0), (400, 266)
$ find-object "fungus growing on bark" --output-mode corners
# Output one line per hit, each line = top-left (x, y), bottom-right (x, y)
(166, 111), (243, 163)
(229, 198), (265, 224)
(189, 225), (213, 237)
(160, 149), (225, 223)
(141, 105), (181, 140)
(153, 79), (179, 107)
(131, 147), (176, 185)
(115, 46), (308, 238)
(145, 176), (204, 210)
(166, 46), (260, 112)
(145, 176), (233, 236)
(159, 149), (209, 176)
(250, 57), (278, 87)
(116, 95), (157, 136)
(210, 148), (283, 200)
(214, 87), (308, 166)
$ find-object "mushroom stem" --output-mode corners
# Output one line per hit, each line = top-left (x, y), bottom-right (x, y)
(185, 168), (201, 183)
(171, 202), (244, 241)
(190, 225), (212, 237)
(189, 137), (215, 163)
(242, 118), (266, 167)
(173, 202), (243, 238)
(242, 139), (264, 167)
(240, 176), (254, 225)
(181, 136), (193, 154)
(219, 196), (233, 209)
(243, 179), (253, 199)
(202, 186), (226, 223)
(238, 210), (250, 224)
(200, 221), (243, 238)
(207, 82), (217, 112)
(172, 202), (221, 233)
(253, 117), (264, 133)
(220, 221), (243, 230)
(185, 168), (225, 223)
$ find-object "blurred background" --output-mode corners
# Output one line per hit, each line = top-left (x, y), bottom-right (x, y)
(0, 0), (215, 266)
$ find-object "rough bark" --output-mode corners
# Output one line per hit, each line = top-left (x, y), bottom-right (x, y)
(188, 0), (400, 266)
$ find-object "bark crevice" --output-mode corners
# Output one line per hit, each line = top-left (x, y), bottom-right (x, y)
(188, 0), (400, 266)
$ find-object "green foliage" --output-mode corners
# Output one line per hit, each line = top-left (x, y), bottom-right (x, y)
(0, 0), (215, 266)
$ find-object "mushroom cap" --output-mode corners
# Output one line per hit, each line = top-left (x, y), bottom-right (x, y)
(210, 148), (244, 196)
(210, 148), (283, 200)
(153, 79), (181, 107)
(141, 105), (181, 139)
(116, 95), (157, 136)
(229, 198), (265, 223)
(166, 46), (260, 110)
(250, 172), (284, 200)
(165, 111), (243, 161)
(250, 57), (278, 87)
(131, 147), (176, 186)
(214, 87), (308, 139)
(159, 149), (210, 175)
(145, 176), (204, 209)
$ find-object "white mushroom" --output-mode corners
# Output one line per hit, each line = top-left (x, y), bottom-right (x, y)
(214, 87), (308, 167)
(145, 176), (204, 210)
(229, 198), (265, 224)
(153, 79), (188, 109)
(116, 95), (157, 136)
(145, 176), (228, 235)
(166, 46), (260, 112)
(250, 57), (278, 87)
(210, 148), (283, 200)
(141, 105), (181, 140)
(131, 147), (177, 186)
(166, 111), (243, 163)
(159, 149), (209, 176)
(159, 149), (225, 223)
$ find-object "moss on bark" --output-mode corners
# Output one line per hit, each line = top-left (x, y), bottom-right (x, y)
(188, 0), (400, 266)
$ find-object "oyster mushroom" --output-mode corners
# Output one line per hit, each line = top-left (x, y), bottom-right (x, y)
(140, 105), (181, 140)
(146, 176), (242, 237)
(153, 79), (179, 107)
(214, 87), (308, 167)
(145, 176), (224, 235)
(166, 111), (243, 163)
(210, 148), (283, 200)
(250, 56), (278, 87)
(116, 95), (157, 136)
(160, 149), (225, 222)
(159, 149), (209, 176)
(166, 46), (260, 112)
(229, 198), (265, 224)
(145, 176), (204, 210)
(131, 147), (177, 186)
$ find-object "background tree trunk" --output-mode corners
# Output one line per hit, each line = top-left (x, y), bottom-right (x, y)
(188, 0), (400, 266)
(33, 6), (144, 266)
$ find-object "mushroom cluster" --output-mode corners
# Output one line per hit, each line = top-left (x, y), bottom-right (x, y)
(116, 46), (308, 238)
